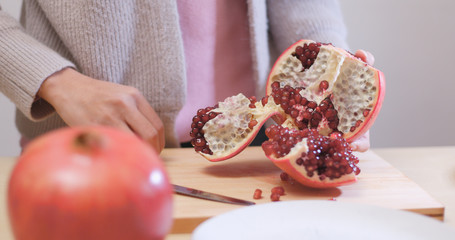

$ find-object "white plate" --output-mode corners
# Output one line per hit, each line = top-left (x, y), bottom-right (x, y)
(192, 200), (455, 240)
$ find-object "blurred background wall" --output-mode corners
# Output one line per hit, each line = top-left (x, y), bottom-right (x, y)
(0, 0), (454, 156)
(0, 0), (21, 156)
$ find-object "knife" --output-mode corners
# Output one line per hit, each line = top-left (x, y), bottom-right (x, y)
(172, 184), (255, 206)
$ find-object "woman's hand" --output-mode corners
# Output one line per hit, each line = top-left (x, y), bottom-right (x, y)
(349, 49), (375, 152)
(38, 68), (165, 152)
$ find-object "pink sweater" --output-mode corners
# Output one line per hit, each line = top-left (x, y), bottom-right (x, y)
(176, 0), (255, 142)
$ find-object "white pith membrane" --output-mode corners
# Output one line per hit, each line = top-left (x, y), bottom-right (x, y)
(269, 44), (345, 103)
(272, 139), (356, 185)
(201, 94), (282, 159)
(269, 42), (379, 138)
(331, 56), (379, 134)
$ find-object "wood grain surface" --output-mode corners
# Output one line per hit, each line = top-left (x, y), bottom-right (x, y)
(162, 147), (444, 234)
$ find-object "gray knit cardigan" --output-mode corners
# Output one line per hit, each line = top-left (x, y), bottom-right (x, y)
(0, 0), (348, 147)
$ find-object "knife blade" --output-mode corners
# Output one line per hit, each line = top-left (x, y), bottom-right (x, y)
(172, 184), (255, 206)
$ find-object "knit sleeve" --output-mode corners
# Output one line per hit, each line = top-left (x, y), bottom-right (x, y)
(267, 0), (349, 53)
(0, 9), (75, 121)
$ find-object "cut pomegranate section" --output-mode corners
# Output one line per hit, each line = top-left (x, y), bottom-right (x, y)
(189, 39), (385, 188)
(266, 39), (385, 142)
(190, 94), (283, 161)
(262, 125), (360, 188)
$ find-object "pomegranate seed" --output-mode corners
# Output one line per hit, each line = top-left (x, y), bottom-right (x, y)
(319, 80), (329, 91)
(248, 119), (258, 129)
(307, 101), (317, 109)
(310, 51), (317, 59)
(295, 46), (304, 55)
(308, 43), (317, 51)
(355, 120), (362, 127)
(310, 119), (320, 128)
(302, 111), (312, 120)
(328, 119), (339, 130)
(273, 94), (281, 104)
(325, 109), (337, 120)
(253, 189), (262, 199)
(312, 111), (322, 121)
(261, 142), (275, 156)
(330, 132), (343, 139)
(304, 49), (311, 58)
(280, 172), (289, 181)
(306, 59), (312, 66)
(193, 138), (206, 147)
(290, 110), (299, 118)
(270, 193), (281, 202)
(189, 128), (199, 138)
(208, 112), (218, 119)
(271, 81), (280, 89)
(318, 100), (330, 112)
(288, 99), (296, 107)
(261, 96), (268, 106)
(201, 114), (209, 122)
(196, 121), (204, 128)
(271, 186), (285, 196)
(197, 109), (207, 115)
(192, 116), (201, 123)
(363, 109), (370, 117)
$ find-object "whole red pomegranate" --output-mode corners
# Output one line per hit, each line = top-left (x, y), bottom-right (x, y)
(189, 39), (385, 188)
(8, 126), (173, 240)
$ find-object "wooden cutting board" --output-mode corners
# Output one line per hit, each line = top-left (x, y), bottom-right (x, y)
(162, 147), (444, 234)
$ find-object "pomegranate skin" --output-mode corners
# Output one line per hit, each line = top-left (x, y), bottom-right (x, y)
(8, 126), (173, 240)
(268, 156), (357, 188)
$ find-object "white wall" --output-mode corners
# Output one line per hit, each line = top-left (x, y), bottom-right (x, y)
(0, 0), (454, 156)
(340, 0), (455, 148)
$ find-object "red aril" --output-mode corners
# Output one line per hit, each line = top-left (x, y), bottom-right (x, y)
(8, 126), (173, 240)
(253, 189), (262, 199)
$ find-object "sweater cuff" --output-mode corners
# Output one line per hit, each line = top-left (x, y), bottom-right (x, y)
(0, 12), (75, 121)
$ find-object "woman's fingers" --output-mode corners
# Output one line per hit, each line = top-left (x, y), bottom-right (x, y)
(132, 93), (165, 151)
(351, 50), (375, 152)
(124, 106), (164, 153)
(349, 131), (370, 152)
(354, 49), (375, 66)
(39, 68), (165, 152)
